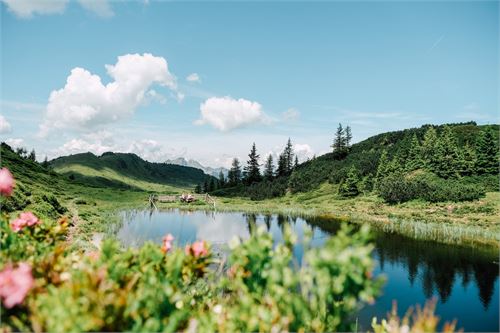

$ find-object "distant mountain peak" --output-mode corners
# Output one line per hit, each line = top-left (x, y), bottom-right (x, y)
(165, 158), (228, 177)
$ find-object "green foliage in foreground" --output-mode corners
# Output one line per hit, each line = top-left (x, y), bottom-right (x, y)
(1, 210), (383, 332)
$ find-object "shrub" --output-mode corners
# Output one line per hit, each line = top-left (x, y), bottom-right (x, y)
(378, 171), (485, 204)
(377, 173), (414, 204)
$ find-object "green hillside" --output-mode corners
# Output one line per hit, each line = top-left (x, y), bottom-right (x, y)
(50, 151), (214, 191)
(289, 122), (499, 194)
(215, 122), (499, 201)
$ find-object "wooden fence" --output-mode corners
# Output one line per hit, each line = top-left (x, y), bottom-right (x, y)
(148, 193), (216, 209)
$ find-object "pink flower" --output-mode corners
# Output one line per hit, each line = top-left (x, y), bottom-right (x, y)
(0, 168), (15, 197)
(191, 241), (208, 257)
(19, 212), (40, 227)
(10, 218), (27, 232)
(161, 234), (175, 253)
(9, 212), (40, 232)
(0, 263), (34, 308)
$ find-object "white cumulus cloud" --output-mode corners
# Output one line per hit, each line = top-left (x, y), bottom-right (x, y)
(40, 53), (178, 136)
(196, 96), (270, 132)
(186, 73), (201, 83)
(1, 0), (67, 18)
(0, 115), (12, 134)
(293, 143), (314, 162)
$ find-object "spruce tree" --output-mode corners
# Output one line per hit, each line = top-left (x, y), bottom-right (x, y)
(338, 166), (359, 197)
(283, 138), (294, 174)
(202, 179), (209, 193)
(244, 143), (262, 185)
(194, 184), (202, 194)
(28, 149), (36, 162)
(344, 125), (352, 148)
(375, 150), (390, 187)
(332, 123), (344, 152)
(294, 155), (299, 168)
(228, 158), (242, 185)
(208, 178), (216, 192)
(276, 153), (287, 177)
(421, 127), (439, 173)
(459, 144), (477, 176)
(405, 134), (424, 172)
(433, 126), (461, 178)
(476, 128), (498, 174)
(264, 154), (274, 180)
(218, 171), (226, 188)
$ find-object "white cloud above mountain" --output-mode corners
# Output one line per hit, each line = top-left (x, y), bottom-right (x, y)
(196, 96), (270, 132)
(40, 53), (177, 136)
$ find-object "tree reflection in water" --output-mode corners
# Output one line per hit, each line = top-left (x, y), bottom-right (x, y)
(285, 215), (498, 310)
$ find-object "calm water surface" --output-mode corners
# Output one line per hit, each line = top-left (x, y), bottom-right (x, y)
(116, 209), (499, 332)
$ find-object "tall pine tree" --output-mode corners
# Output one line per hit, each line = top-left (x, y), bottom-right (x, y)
(264, 154), (274, 180)
(332, 123), (344, 152)
(283, 138), (294, 174)
(459, 144), (477, 176)
(227, 158), (242, 185)
(218, 170), (226, 188)
(433, 126), (461, 178)
(476, 128), (498, 174)
(244, 143), (262, 185)
(421, 127), (439, 172)
(405, 134), (424, 172)
(344, 125), (352, 148)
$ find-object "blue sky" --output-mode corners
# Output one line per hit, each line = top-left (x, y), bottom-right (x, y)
(0, 0), (498, 167)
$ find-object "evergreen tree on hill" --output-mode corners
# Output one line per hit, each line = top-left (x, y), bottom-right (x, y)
(338, 166), (360, 197)
(284, 138), (294, 173)
(244, 143), (262, 185)
(228, 158), (242, 185)
(459, 144), (477, 176)
(476, 128), (499, 174)
(433, 126), (461, 178)
(344, 125), (352, 148)
(277, 153), (287, 177)
(264, 154), (275, 181)
(208, 178), (216, 192)
(218, 170), (226, 188)
(405, 134), (424, 172)
(375, 150), (390, 189)
(421, 127), (439, 172)
(332, 123), (344, 152)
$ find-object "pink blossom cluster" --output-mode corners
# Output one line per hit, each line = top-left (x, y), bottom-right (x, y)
(10, 212), (41, 232)
(185, 240), (208, 257)
(0, 263), (34, 308)
(0, 168), (15, 196)
(161, 234), (175, 253)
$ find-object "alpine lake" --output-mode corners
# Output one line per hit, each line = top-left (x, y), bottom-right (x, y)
(114, 209), (499, 332)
